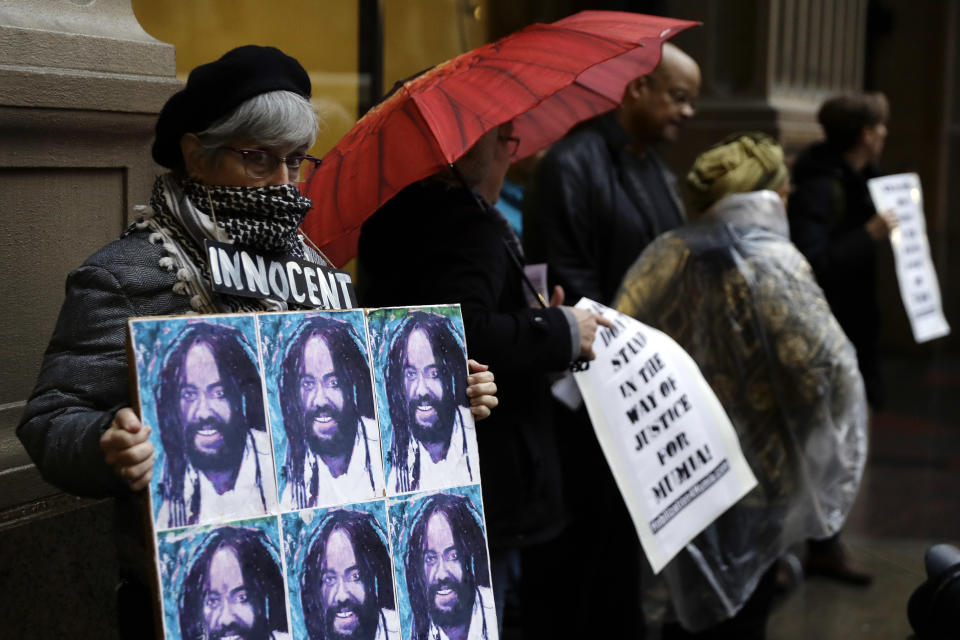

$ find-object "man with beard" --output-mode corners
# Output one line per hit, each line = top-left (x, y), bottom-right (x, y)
(301, 510), (400, 640)
(383, 312), (478, 494)
(405, 494), (495, 640)
(180, 526), (289, 640)
(278, 316), (385, 509)
(156, 322), (277, 528)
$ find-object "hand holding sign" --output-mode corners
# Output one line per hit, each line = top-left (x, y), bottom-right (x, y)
(865, 208), (899, 240)
(571, 299), (757, 573)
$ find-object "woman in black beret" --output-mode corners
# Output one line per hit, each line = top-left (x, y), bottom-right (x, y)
(17, 45), (497, 639)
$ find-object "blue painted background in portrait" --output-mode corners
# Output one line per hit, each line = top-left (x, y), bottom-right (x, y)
(257, 310), (372, 501)
(129, 314), (266, 526)
(364, 305), (467, 493)
(155, 515), (284, 640)
(281, 500), (391, 639)
(386, 484), (487, 639)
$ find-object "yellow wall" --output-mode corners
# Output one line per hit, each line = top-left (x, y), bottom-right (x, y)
(383, 0), (487, 89)
(133, 0), (489, 158)
(132, 0), (360, 157)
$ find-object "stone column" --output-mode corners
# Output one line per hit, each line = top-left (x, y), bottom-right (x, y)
(0, 2), (178, 635)
(662, 0), (868, 171)
(0, 0), (178, 511)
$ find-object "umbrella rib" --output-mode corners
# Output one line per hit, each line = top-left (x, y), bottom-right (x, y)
(538, 24), (639, 47)
(376, 122), (389, 208)
(434, 86), (486, 153)
(545, 89), (587, 122)
(471, 55), (585, 78)
(469, 62), (547, 101)
(331, 152), (349, 233)
(399, 100), (446, 165)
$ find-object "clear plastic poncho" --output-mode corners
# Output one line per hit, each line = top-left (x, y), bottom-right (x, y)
(614, 191), (868, 631)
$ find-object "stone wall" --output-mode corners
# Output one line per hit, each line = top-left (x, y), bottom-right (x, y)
(0, 1), (178, 635)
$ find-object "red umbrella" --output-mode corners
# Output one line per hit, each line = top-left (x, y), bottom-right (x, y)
(301, 10), (697, 266)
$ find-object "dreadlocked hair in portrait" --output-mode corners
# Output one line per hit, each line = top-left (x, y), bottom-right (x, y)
(179, 526), (287, 640)
(279, 316), (376, 507)
(384, 311), (467, 492)
(301, 509), (395, 640)
(156, 322), (265, 527)
(404, 493), (490, 640)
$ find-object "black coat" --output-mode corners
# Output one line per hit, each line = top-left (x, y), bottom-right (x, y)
(524, 112), (685, 305)
(19, 231), (191, 498)
(358, 180), (572, 548)
(788, 142), (884, 407)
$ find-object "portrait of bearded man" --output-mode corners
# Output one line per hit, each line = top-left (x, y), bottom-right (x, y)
(273, 313), (385, 509)
(177, 525), (289, 640)
(401, 493), (496, 640)
(298, 508), (400, 640)
(378, 310), (478, 494)
(153, 321), (276, 528)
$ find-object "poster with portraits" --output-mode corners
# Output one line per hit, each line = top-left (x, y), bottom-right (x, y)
(128, 305), (497, 640)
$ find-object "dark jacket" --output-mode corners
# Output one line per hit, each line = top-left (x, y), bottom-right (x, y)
(788, 142), (884, 406)
(18, 230), (191, 600)
(18, 230), (191, 498)
(358, 180), (572, 548)
(524, 112), (685, 305)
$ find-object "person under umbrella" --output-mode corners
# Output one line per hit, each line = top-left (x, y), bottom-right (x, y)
(358, 113), (614, 633)
(348, 15), (695, 636)
(16, 45), (498, 639)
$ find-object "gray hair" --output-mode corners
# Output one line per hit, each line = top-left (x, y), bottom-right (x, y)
(194, 89), (319, 163)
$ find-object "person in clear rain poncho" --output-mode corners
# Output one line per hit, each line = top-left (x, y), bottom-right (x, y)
(614, 132), (869, 639)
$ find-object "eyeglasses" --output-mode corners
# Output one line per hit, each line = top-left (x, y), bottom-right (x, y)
(221, 146), (322, 182)
(498, 135), (520, 156)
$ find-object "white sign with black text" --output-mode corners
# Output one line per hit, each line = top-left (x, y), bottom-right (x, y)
(572, 299), (757, 574)
(867, 173), (950, 343)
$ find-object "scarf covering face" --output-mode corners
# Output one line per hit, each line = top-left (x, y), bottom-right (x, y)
(126, 174), (316, 313)
(180, 178), (311, 256)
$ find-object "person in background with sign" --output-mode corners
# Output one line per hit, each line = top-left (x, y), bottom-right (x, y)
(789, 92), (897, 412)
(358, 120), (610, 636)
(17, 46), (498, 639)
(519, 43), (702, 637)
(615, 132), (869, 638)
(789, 93), (897, 586)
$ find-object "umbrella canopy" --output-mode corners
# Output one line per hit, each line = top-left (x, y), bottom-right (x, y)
(301, 10), (698, 266)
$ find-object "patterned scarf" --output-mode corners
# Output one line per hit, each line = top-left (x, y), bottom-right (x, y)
(126, 175), (319, 313)
(180, 178), (311, 257)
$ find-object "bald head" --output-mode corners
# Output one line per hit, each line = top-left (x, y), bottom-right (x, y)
(655, 43), (700, 85)
(618, 42), (701, 152)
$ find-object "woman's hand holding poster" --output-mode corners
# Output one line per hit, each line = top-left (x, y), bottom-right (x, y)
(572, 299), (757, 574)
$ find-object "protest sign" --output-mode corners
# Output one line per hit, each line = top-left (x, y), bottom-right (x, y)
(572, 299), (757, 574)
(128, 305), (497, 640)
(206, 240), (358, 309)
(867, 173), (950, 343)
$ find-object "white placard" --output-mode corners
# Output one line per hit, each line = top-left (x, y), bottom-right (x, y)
(867, 173), (950, 343)
(572, 299), (757, 574)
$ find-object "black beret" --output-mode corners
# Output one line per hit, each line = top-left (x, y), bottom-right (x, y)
(152, 45), (312, 169)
